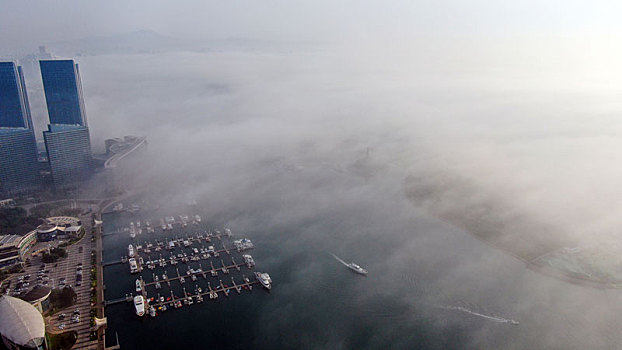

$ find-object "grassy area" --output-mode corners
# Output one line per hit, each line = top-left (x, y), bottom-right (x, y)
(0, 207), (43, 235)
(42, 247), (68, 263)
(47, 330), (78, 350)
(47, 286), (77, 314)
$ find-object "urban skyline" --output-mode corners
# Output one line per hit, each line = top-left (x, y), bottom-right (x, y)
(0, 58), (94, 195)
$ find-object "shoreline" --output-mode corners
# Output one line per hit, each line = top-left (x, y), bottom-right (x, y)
(433, 214), (620, 290)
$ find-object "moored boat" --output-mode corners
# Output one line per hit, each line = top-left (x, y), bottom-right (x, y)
(134, 295), (145, 316)
(254, 272), (272, 290)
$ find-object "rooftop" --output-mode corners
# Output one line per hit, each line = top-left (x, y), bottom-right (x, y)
(18, 285), (52, 303)
(0, 235), (21, 250)
(0, 295), (45, 348)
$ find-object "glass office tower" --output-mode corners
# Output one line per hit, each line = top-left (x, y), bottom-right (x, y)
(0, 62), (32, 128)
(40, 59), (93, 189)
(43, 124), (93, 188)
(0, 62), (41, 195)
(40, 60), (87, 126)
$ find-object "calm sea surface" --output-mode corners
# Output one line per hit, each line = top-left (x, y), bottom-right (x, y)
(102, 195), (622, 350)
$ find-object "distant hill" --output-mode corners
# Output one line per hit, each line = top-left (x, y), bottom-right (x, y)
(44, 30), (322, 56)
(47, 29), (181, 55)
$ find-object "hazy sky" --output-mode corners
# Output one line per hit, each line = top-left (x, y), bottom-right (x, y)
(5, 1), (622, 348)
(3, 0), (622, 47)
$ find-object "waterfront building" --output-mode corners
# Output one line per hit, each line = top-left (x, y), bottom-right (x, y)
(46, 216), (83, 240)
(35, 224), (57, 242)
(0, 62), (41, 196)
(0, 230), (37, 268)
(39, 60), (87, 126)
(43, 124), (93, 189)
(0, 295), (47, 350)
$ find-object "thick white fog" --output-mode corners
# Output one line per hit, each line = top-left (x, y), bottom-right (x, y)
(4, 1), (622, 348)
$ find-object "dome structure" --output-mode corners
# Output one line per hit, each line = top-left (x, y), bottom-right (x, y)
(0, 295), (46, 349)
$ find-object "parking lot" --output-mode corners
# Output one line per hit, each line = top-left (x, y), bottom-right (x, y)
(1, 216), (99, 349)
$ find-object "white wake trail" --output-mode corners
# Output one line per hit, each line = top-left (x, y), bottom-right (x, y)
(331, 253), (349, 267)
(438, 305), (519, 325)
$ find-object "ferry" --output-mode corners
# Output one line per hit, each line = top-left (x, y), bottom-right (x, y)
(134, 295), (145, 316)
(129, 258), (138, 274)
(135, 279), (142, 293)
(242, 254), (255, 268)
(128, 245), (135, 258)
(254, 272), (272, 290)
(346, 262), (368, 275)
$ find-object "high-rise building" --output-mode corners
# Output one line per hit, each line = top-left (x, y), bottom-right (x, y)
(0, 129), (41, 195)
(0, 62), (32, 128)
(40, 59), (93, 190)
(40, 60), (87, 126)
(0, 62), (41, 196)
(43, 124), (92, 188)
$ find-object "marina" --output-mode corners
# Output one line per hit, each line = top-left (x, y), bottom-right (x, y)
(103, 213), (271, 320)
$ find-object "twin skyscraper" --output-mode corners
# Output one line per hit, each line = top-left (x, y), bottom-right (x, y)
(0, 60), (93, 196)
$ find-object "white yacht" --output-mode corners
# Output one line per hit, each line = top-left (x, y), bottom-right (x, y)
(254, 272), (272, 290)
(149, 306), (156, 318)
(242, 254), (255, 268)
(128, 244), (135, 258)
(346, 262), (368, 275)
(135, 279), (142, 293)
(134, 295), (145, 316)
(194, 214), (202, 223)
(129, 258), (138, 274)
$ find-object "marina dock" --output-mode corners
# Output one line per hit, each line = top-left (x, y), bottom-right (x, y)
(142, 261), (248, 287)
(148, 279), (259, 308)
(105, 221), (270, 319)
